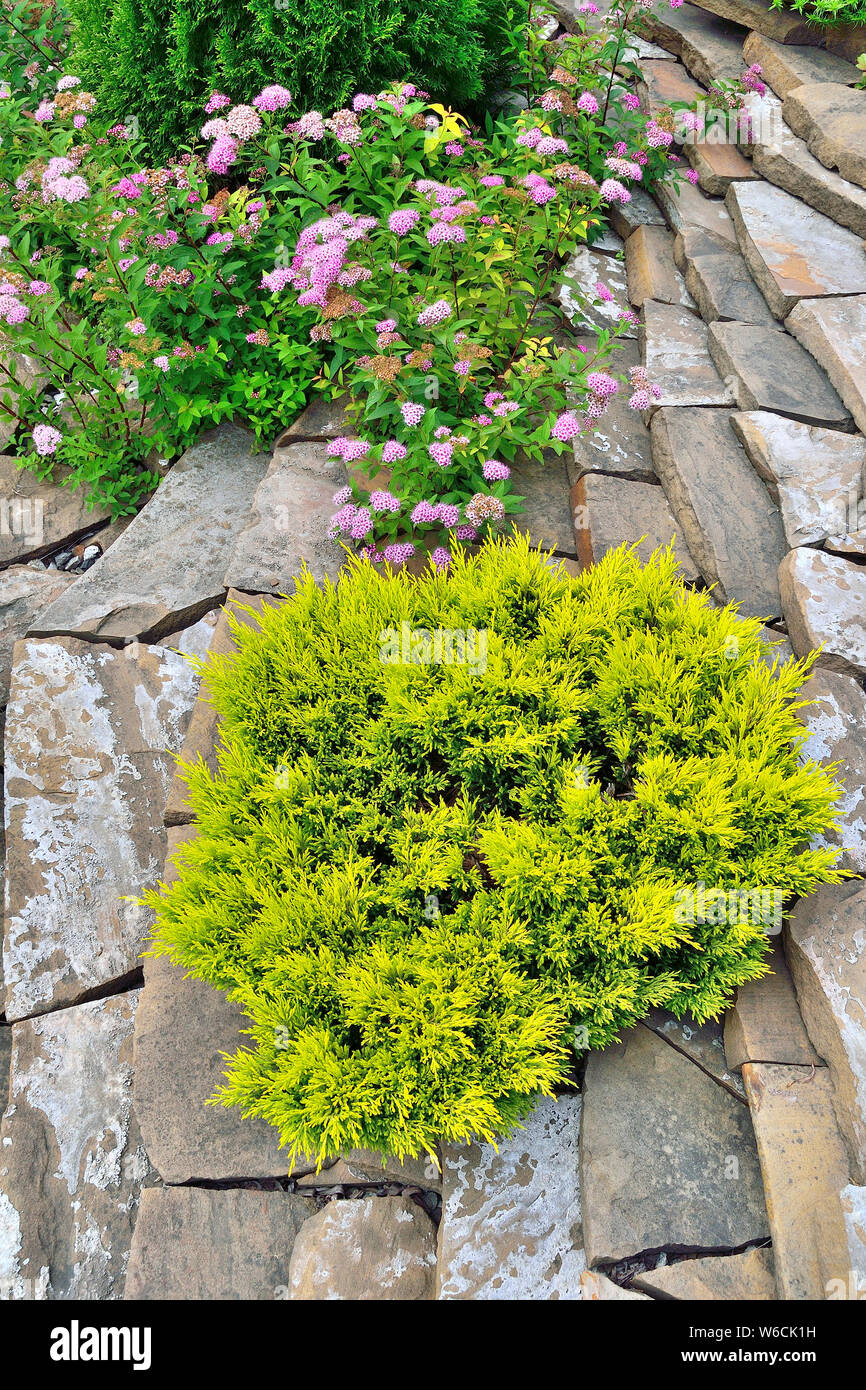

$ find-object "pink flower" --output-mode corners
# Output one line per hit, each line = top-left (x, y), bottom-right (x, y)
(383, 542), (415, 567)
(401, 402), (425, 427)
(480, 175), (505, 187)
(552, 411), (580, 442)
(586, 372), (619, 398)
(431, 547), (451, 571)
(595, 281), (614, 302)
(207, 136), (238, 174)
(411, 501), (438, 524)
(226, 104), (262, 139)
(28, 280), (51, 295)
(32, 424), (62, 455)
(437, 504), (459, 527)
(352, 93), (377, 111)
(416, 297), (451, 326)
(455, 523), (477, 541)
(429, 442), (453, 468)
(125, 317), (146, 335)
(73, 114), (87, 129)
(483, 460), (510, 482)
(332, 486), (352, 506)
(205, 92), (231, 113)
(623, 93), (641, 112)
(201, 117), (229, 139)
(253, 85), (293, 111)
(685, 168), (699, 184)
(599, 178), (630, 204)
(370, 489), (401, 513)
(34, 100), (54, 122)
(153, 355), (169, 372)
(576, 93), (599, 115)
(382, 439), (407, 463)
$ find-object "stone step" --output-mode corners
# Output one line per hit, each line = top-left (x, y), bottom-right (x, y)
(631, 1247), (777, 1299)
(708, 321), (851, 429)
(624, 224), (696, 308)
(730, 410), (866, 549)
(640, 0), (749, 86)
(637, 57), (706, 116)
(643, 1008), (745, 1099)
(742, 31), (860, 100)
(794, 672), (866, 877)
(682, 0), (819, 45)
(786, 296), (866, 438)
(783, 84), (866, 193)
(683, 139), (760, 196)
(725, 180), (866, 321)
(569, 338), (657, 483)
(779, 546), (866, 679)
(557, 245), (636, 338)
(649, 406), (786, 617)
(609, 186), (667, 240)
(571, 473), (699, 580)
(748, 91), (866, 240)
(741, 1061), (852, 1299)
(790, 884), (866, 1188)
(657, 175), (740, 246)
(673, 226), (777, 326)
(724, 940), (824, 1073)
(640, 299), (735, 409)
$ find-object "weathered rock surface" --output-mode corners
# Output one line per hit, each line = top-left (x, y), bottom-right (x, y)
(2, 638), (198, 1021)
(643, 1011), (745, 1100)
(779, 547), (866, 677)
(684, 140), (759, 197)
(289, 1195), (437, 1300)
(29, 425), (270, 643)
(631, 1246), (777, 1299)
(709, 321), (850, 428)
(158, 607), (221, 661)
(222, 439), (347, 595)
(125, 1188), (314, 1300)
(742, 1061), (852, 1299)
(569, 339), (656, 483)
(0, 567), (73, 707)
(274, 395), (351, 447)
(0, 456), (112, 568)
(674, 226), (777, 326)
(507, 450), (577, 556)
(342, 1150), (442, 1191)
(638, 58), (705, 115)
(609, 187), (666, 240)
(649, 407), (786, 617)
(437, 1096), (585, 1299)
(751, 106), (866, 239)
(641, 2), (748, 86)
(657, 176), (739, 246)
(558, 246), (635, 336)
(625, 225), (695, 309)
(0, 1024), (10, 1104)
(731, 410), (866, 549)
(743, 32), (860, 101)
(677, 0), (818, 44)
(783, 83), (866, 192)
(581, 1026), (768, 1265)
(0, 993), (153, 1300)
(787, 883), (866, 1181)
(786, 295), (866, 438)
(725, 181), (866, 319)
(724, 940), (823, 1071)
(794, 667), (866, 874)
(640, 300), (734, 408)
(572, 473), (699, 579)
(839, 1184), (866, 1294)
(580, 1270), (650, 1300)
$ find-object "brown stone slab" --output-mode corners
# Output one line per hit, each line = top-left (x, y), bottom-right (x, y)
(631, 1246), (777, 1299)
(289, 1195), (437, 1300)
(0, 456), (113, 568)
(786, 295), (866, 438)
(571, 473), (699, 580)
(708, 321), (851, 429)
(657, 176), (740, 247)
(779, 547), (866, 678)
(638, 58), (705, 116)
(641, 2), (749, 86)
(795, 668), (866, 875)
(673, 226), (777, 326)
(724, 939), (823, 1071)
(743, 31), (860, 100)
(643, 1010), (745, 1100)
(625, 224), (695, 309)
(640, 300), (734, 408)
(0, 566), (72, 707)
(684, 140), (759, 198)
(580, 1271), (651, 1300)
(783, 83), (866, 192)
(679, 0), (818, 45)
(609, 187), (667, 239)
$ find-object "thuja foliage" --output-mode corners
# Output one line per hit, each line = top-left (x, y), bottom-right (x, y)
(145, 537), (846, 1162)
(68, 0), (513, 152)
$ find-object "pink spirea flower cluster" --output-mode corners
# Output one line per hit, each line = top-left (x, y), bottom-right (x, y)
(328, 436), (372, 462)
(32, 424), (62, 455)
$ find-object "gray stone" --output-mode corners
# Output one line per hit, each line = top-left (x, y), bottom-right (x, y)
(124, 1187), (315, 1300)
(29, 425), (270, 643)
(0, 456), (113, 568)
(640, 300), (734, 408)
(609, 187), (667, 240)
(158, 607), (221, 661)
(437, 1096), (585, 1299)
(571, 473), (699, 580)
(754, 123), (866, 239)
(2, 638), (199, 1022)
(657, 176), (740, 246)
(725, 181), (866, 320)
(679, 0), (818, 44)
(641, 2), (749, 86)
(625, 224), (695, 309)
(674, 226), (777, 326)
(289, 1195), (437, 1300)
(783, 83), (866, 192)
(796, 668), (866, 874)
(0, 1025), (9, 1107)
(779, 547), (866, 678)
(558, 246), (635, 337)
(731, 410), (866, 548)
(839, 1184), (866, 1294)
(569, 338), (656, 483)
(786, 295), (866, 438)
(581, 1025), (769, 1265)
(742, 32), (860, 101)
(724, 939), (824, 1071)
(508, 450), (577, 557)
(788, 883), (866, 1182)
(631, 1247), (777, 1299)
(0, 993), (153, 1300)
(644, 1010), (745, 1100)
(649, 407), (786, 617)
(223, 439), (347, 595)
(274, 394), (351, 447)
(342, 1149), (442, 1191)
(0, 566), (73, 706)
(708, 321), (850, 429)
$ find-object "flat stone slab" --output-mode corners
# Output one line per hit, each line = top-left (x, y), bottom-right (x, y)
(569, 338), (656, 483)
(641, 2), (749, 86)
(724, 939), (823, 1071)
(708, 321), (850, 429)
(571, 473), (699, 580)
(0, 992), (153, 1300)
(289, 1195), (437, 1300)
(638, 58), (705, 116)
(681, 0), (819, 44)
(2, 638), (198, 1022)
(631, 1246), (777, 1299)
(581, 1025), (768, 1265)
(731, 410), (866, 548)
(609, 187), (666, 240)
(783, 83), (866, 192)
(751, 97), (866, 239)
(580, 1270), (650, 1300)
(0, 456), (113, 568)
(796, 667), (866, 874)
(743, 31), (860, 100)
(437, 1096), (585, 1299)
(786, 295), (866, 438)
(674, 226), (777, 326)
(742, 1061), (852, 1299)
(222, 439), (347, 595)
(657, 176), (739, 247)
(625, 225), (695, 309)
(0, 566), (73, 706)
(649, 407), (786, 617)
(557, 246), (635, 337)
(29, 425), (270, 643)
(125, 1188), (315, 1300)
(779, 547), (866, 677)
(643, 1011), (745, 1100)
(788, 882), (866, 1184)
(640, 300), (734, 408)
(683, 140), (760, 196)
(725, 180), (866, 320)
(508, 450), (576, 557)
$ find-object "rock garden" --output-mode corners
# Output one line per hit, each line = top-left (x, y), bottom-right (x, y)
(0, 0), (865, 1305)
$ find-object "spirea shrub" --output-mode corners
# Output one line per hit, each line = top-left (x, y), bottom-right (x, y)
(144, 537), (846, 1163)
